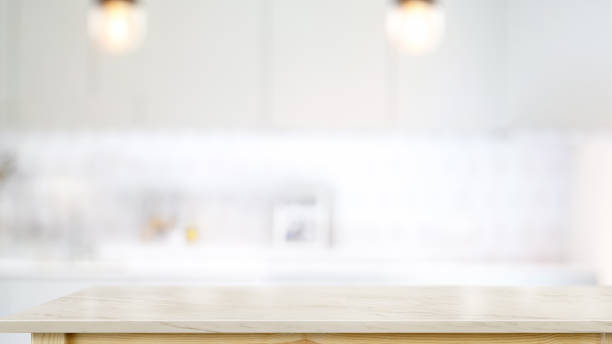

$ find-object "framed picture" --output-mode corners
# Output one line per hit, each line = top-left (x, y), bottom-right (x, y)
(272, 190), (331, 248)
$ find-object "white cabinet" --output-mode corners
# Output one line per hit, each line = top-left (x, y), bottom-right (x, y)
(14, 0), (90, 129)
(0, 0), (8, 126)
(396, 0), (507, 131)
(268, 0), (389, 129)
(5, 0), (263, 130)
(505, 0), (611, 130)
(86, 37), (146, 129)
(140, 0), (262, 129)
(83, 0), (263, 129)
(1, 0), (610, 131)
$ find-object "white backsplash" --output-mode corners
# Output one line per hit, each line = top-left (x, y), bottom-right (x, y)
(0, 131), (579, 262)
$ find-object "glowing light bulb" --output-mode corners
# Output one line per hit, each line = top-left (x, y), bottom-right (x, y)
(88, 0), (146, 54)
(386, 0), (445, 55)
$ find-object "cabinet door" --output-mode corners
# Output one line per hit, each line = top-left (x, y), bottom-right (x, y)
(140, 0), (262, 129)
(505, 0), (611, 130)
(396, 0), (506, 131)
(269, 0), (389, 129)
(15, 0), (90, 129)
(0, 0), (8, 126)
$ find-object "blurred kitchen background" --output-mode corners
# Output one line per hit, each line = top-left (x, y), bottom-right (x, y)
(1, 0), (612, 341)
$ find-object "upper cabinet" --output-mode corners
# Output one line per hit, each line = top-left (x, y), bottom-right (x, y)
(505, 0), (612, 130)
(4, 0), (263, 130)
(139, 0), (262, 129)
(0, 0), (8, 125)
(11, 0), (90, 129)
(0, 0), (610, 131)
(268, 0), (390, 129)
(396, 0), (508, 131)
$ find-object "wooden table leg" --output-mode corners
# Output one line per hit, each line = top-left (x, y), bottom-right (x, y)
(32, 333), (66, 344)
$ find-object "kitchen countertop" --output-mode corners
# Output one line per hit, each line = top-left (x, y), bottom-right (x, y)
(2, 286), (612, 333)
(0, 257), (596, 285)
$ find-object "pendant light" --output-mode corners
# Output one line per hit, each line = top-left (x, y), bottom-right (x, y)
(386, 0), (445, 55)
(88, 0), (147, 55)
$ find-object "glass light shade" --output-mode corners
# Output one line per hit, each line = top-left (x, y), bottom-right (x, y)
(88, 0), (146, 54)
(386, 0), (445, 55)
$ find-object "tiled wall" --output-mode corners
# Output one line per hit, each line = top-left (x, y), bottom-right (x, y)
(0, 132), (577, 262)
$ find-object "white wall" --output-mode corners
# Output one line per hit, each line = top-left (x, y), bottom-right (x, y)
(2, 0), (606, 131)
(569, 136), (612, 283)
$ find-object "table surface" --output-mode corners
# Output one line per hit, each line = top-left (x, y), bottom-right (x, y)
(2, 286), (612, 333)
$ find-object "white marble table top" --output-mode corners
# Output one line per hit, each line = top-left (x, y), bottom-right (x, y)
(1, 286), (612, 333)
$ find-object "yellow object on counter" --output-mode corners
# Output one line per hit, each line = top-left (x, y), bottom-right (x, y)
(186, 227), (199, 243)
